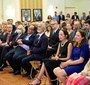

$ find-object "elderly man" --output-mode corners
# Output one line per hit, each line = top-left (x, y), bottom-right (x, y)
(17, 22), (48, 78)
(5, 24), (36, 75)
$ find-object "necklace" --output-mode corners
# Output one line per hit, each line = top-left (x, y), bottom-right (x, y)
(61, 43), (65, 47)
(61, 40), (68, 47)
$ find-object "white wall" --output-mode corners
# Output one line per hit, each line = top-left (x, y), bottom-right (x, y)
(0, 0), (20, 24)
(3, 0), (15, 21)
(43, 0), (65, 21)
(14, 0), (21, 22)
(0, 0), (3, 23)
(77, 0), (90, 17)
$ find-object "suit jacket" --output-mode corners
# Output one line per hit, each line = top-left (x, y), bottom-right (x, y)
(71, 15), (79, 20)
(86, 15), (90, 20)
(1, 31), (15, 43)
(11, 33), (26, 46)
(58, 15), (65, 23)
(12, 24), (16, 33)
(24, 26), (28, 33)
(21, 33), (36, 47)
(30, 33), (48, 58)
(49, 29), (60, 49)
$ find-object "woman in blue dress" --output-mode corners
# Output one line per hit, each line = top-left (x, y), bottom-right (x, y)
(54, 30), (89, 85)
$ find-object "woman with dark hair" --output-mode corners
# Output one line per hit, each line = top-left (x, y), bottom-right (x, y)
(45, 24), (52, 38)
(54, 30), (89, 85)
(29, 29), (72, 85)
(47, 15), (52, 21)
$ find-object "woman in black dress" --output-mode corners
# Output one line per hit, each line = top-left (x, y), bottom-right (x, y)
(29, 29), (72, 85)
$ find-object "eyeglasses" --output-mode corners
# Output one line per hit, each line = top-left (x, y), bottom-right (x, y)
(51, 23), (56, 25)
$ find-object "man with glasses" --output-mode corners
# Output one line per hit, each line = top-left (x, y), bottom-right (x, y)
(46, 20), (60, 58)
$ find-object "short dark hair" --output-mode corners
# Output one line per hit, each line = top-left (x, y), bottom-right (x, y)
(85, 19), (90, 25)
(74, 12), (77, 14)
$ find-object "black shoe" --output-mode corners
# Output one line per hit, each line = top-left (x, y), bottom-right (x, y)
(0, 68), (3, 71)
(22, 73), (30, 77)
(14, 70), (20, 75)
(0, 63), (8, 69)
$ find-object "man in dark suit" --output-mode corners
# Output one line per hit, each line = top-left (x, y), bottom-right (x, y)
(23, 21), (28, 33)
(5, 25), (36, 74)
(0, 25), (26, 70)
(58, 11), (65, 24)
(46, 20), (60, 58)
(16, 22), (48, 78)
(0, 25), (15, 67)
(71, 12), (79, 20)
(86, 11), (90, 20)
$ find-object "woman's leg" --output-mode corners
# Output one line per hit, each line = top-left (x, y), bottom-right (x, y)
(53, 67), (67, 85)
(29, 63), (52, 85)
(29, 63), (46, 84)
(44, 66), (52, 84)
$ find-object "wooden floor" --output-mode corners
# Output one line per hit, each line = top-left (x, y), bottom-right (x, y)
(0, 66), (48, 85)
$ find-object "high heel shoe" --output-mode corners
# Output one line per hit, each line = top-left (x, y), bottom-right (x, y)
(28, 78), (41, 85)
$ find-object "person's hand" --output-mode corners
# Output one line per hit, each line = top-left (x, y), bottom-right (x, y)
(27, 50), (30, 55)
(17, 39), (23, 45)
(52, 56), (59, 60)
(0, 40), (2, 44)
(18, 41), (23, 45)
(60, 62), (69, 68)
(81, 72), (88, 76)
(48, 45), (52, 49)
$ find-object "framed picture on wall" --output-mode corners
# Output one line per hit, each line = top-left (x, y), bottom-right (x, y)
(33, 9), (42, 21)
(21, 9), (31, 22)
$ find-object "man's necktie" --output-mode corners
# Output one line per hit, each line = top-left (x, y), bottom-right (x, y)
(6, 33), (10, 43)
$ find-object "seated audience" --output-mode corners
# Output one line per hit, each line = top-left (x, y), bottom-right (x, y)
(29, 29), (72, 85)
(45, 24), (52, 38)
(69, 21), (81, 40)
(46, 20), (60, 58)
(84, 19), (90, 39)
(16, 22), (48, 78)
(71, 12), (79, 20)
(52, 11), (59, 22)
(66, 13), (70, 19)
(0, 25), (25, 71)
(81, 12), (86, 20)
(47, 15), (52, 22)
(53, 30), (89, 85)
(58, 11), (65, 24)
(66, 23), (73, 35)
(23, 21), (28, 33)
(5, 24), (36, 75)
(86, 11), (90, 20)
(0, 25), (15, 67)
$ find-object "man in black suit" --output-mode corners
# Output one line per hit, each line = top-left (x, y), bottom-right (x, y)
(23, 21), (28, 33)
(16, 22), (48, 78)
(46, 20), (60, 58)
(0, 25), (15, 67)
(0, 25), (26, 70)
(71, 12), (79, 20)
(58, 11), (65, 24)
(5, 25), (36, 74)
(86, 11), (90, 20)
